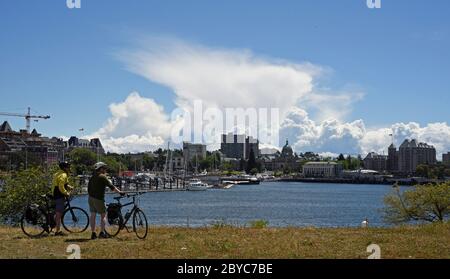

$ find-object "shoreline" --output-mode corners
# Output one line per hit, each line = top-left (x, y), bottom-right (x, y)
(276, 177), (441, 186)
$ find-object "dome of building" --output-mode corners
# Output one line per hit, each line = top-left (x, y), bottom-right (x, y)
(281, 139), (294, 158)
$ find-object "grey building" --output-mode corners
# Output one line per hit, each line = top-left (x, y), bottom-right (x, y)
(220, 133), (259, 160)
(303, 162), (343, 178)
(183, 142), (206, 163)
(396, 139), (436, 174)
(387, 143), (398, 172)
(67, 136), (105, 155)
(262, 140), (299, 171)
(363, 152), (388, 172)
(443, 152), (450, 166)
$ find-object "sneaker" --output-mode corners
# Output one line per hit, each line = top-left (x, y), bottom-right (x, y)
(54, 231), (66, 237)
(98, 231), (111, 239)
(91, 232), (97, 240)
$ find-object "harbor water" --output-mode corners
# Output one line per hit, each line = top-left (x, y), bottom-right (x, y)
(71, 181), (402, 228)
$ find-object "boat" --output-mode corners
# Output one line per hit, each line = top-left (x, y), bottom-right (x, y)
(237, 174), (261, 184)
(248, 176), (260, 184)
(187, 179), (209, 191)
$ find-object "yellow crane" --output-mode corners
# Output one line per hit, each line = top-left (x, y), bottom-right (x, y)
(0, 107), (50, 133)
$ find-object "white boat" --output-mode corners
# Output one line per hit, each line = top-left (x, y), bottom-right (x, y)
(187, 179), (209, 191)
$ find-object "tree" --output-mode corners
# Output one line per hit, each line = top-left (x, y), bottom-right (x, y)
(0, 166), (80, 224)
(346, 155), (352, 169)
(68, 148), (97, 175)
(337, 154), (345, 161)
(383, 182), (450, 224)
(220, 161), (233, 172)
(246, 149), (257, 174)
(238, 158), (246, 171)
(415, 164), (429, 178)
(100, 155), (125, 176)
(199, 158), (211, 171)
(142, 154), (155, 171)
(415, 163), (450, 179)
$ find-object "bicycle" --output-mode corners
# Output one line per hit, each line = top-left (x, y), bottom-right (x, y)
(105, 192), (148, 239)
(21, 194), (89, 237)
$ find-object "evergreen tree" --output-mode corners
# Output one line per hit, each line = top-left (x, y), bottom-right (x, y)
(246, 149), (257, 174)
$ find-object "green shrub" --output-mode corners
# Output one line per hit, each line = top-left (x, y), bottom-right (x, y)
(0, 166), (79, 224)
(249, 219), (269, 229)
(383, 182), (450, 224)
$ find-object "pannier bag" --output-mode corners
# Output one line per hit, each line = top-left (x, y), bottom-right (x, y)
(25, 204), (40, 225)
(107, 203), (122, 225)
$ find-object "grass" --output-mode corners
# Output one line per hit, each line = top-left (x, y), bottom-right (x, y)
(0, 222), (449, 259)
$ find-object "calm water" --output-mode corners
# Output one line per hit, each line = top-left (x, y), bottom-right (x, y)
(72, 182), (400, 228)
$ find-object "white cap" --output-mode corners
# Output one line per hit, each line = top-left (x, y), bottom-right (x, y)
(94, 162), (107, 170)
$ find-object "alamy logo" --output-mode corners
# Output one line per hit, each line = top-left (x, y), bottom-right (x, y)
(67, 0), (81, 9)
(367, 0), (381, 9)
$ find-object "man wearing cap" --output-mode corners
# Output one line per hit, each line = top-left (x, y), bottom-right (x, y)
(88, 162), (124, 239)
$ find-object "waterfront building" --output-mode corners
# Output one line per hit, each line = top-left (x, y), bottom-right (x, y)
(302, 162), (343, 178)
(443, 152), (450, 166)
(220, 133), (259, 160)
(67, 136), (105, 155)
(172, 155), (185, 171)
(261, 140), (300, 172)
(0, 121), (65, 169)
(387, 143), (398, 172)
(386, 139), (436, 174)
(397, 139), (436, 174)
(183, 142), (206, 163)
(363, 152), (388, 172)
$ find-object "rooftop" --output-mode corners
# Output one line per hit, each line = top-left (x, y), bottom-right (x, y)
(304, 161), (339, 165)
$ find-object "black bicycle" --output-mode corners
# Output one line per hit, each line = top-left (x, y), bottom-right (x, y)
(105, 192), (148, 239)
(21, 194), (89, 237)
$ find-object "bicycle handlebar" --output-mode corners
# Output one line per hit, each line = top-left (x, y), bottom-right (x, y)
(113, 192), (145, 200)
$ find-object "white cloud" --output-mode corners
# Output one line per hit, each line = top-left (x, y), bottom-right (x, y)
(89, 92), (176, 153)
(281, 108), (450, 158)
(86, 38), (449, 158)
(362, 122), (450, 157)
(280, 108), (365, 155)
(116, 37), (322, 120)
(301, 90), (365, 122)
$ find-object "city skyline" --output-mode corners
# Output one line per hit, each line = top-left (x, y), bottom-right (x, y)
(1, 1), (449, 156)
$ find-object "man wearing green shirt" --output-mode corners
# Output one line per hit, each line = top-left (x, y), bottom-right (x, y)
(88, 162), (124, 239)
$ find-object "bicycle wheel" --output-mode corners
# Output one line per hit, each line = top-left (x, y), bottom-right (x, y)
(132, 208), (148, 239)
(105, 214), (123, 237)
(62, 207), (89, 233)
(21, 211), (47, 238)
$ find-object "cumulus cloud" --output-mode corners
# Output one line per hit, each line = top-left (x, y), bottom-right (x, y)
(280, 107), (365, 155)
(281, 108), (450, 158)
(89, 92), (177, 153)
(86, 38), (449, 158)
(302, 90), (365, 122)
(116, 37), (322, 119)
(362, 122), (450, 157)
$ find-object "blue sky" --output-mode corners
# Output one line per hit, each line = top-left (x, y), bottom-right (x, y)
(1, 0), (449, 154)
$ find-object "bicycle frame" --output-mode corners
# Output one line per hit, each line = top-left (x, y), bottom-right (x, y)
(118, 196), (139, 229)
(40, 195), (82, 230)
(22, 194), (90, 237)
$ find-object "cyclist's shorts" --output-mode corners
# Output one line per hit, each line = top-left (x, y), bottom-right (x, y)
(88, 196), (106, 214)
(54, 198), (65, 213)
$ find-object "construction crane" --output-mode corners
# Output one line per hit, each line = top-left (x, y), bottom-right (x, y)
(0, 107), (50, 133)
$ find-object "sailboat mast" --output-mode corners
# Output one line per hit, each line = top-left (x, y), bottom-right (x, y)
(164, 141), (170, 179)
